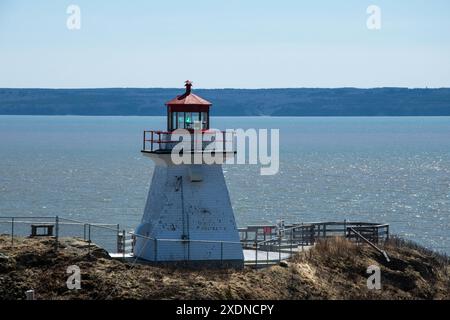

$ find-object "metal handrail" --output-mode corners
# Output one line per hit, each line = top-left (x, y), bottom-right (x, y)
(347, 227), (390, 262)
(142, 130), (235, 152)
(59, 217), (119, 232)
(239, 221), (390, 249)
(129, 231), (244, 245)
(2, 215), (391, 267)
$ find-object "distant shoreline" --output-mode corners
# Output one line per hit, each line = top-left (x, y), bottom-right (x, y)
(1, 88), (450, 117)
(2, 115), (450, 118)
(2, 87), (450, 90)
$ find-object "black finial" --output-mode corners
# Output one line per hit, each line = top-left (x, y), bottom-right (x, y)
(185, 80), (193, 94)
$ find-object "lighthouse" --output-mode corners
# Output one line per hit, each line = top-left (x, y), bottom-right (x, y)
(134, 81), (244, 267)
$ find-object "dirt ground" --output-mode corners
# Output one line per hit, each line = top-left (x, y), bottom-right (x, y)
(0, 235), (449, 300)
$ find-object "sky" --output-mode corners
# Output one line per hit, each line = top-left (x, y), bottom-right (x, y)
(0, 0), (449, 88)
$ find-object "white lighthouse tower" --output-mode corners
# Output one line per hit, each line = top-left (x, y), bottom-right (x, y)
(134, 81), (244, 267)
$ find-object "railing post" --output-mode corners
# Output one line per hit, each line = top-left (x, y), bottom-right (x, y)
(151, 131), (154, 152)
(143, 131), (146, 151)
(344, 219), (347, 237)
(11, 217), (14, 246)
(373, 226), (377, 244)
(290, 229), (293, 257)
(158, 132), (161, 149)
(301, 223), (304, 251)
(122, 229), (126, 259)
(255, 240), (258, 268)
(278, 236), (281, 262)
(116, 224), (120, 253)
(55, 216), (59, 250)
(88, 224), (91, 256)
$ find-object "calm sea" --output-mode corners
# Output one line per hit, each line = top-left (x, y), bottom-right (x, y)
(0, 116), (449, 254)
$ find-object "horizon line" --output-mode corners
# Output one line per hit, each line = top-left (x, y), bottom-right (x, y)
(1, 86), (450, 90)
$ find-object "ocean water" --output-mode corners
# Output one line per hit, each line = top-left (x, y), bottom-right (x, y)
(0, 116), (449, 254)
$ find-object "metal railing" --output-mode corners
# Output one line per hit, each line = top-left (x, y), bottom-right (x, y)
(130, 232), (244, 264)
(239, 221), (390, 267)
(347, 227), (390, 262)
(0, 216), (122, 254)
(142, 130), (235, 153)
(240, 221), (389, 246)
(0, 216), (391, 268)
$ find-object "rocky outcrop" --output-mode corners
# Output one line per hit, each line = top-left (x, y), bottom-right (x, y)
(0, 235), (449, 300)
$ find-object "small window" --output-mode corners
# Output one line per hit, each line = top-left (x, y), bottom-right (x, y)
(191, 113), (200, 129)
(185, 112), (193, 129)
(201, 112), (208, 129)
(178, 113), (185, 129)
(170, 111), (208, 131)
(171, 112), (177, 130)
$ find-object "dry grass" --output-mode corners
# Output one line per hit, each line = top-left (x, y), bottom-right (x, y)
(312, 236), (359, 258)
(0, 235), (449, 300)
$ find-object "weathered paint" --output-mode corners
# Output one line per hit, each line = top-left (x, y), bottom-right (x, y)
(134, 154), (244, 264)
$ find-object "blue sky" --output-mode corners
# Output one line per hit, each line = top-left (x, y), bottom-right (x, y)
(0, 0), (449, 88)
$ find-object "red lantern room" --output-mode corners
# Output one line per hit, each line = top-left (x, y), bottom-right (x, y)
(142, 81), (231, 153)
(165, 80), (211, 132)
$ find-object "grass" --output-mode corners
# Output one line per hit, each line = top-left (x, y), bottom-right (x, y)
(0, 235), (449, 300)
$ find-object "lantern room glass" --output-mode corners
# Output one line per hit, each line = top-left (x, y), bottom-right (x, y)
(169, 111), (208, 131)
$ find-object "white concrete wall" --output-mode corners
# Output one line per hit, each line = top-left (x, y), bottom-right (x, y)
(134, 161), (243, 262)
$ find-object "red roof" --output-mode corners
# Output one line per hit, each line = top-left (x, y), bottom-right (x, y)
(165, 81), (212, 106)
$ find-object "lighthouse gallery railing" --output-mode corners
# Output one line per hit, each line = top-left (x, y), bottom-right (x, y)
(142, 130), (235, 153)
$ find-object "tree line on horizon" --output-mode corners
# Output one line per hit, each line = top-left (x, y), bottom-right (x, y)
(1, 88), (450, 116)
